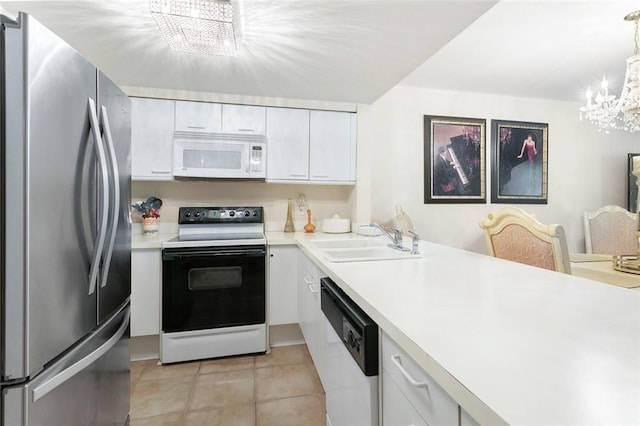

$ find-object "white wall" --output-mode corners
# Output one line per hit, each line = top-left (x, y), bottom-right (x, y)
(357, 85), (639, 254)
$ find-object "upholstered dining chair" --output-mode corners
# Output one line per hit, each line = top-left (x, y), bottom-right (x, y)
(479, 206), (571, 274)
(583, 205), (637, 255)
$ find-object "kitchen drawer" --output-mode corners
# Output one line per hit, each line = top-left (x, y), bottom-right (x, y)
(382, 370), (428, 426)
(382, 332), (458, 426)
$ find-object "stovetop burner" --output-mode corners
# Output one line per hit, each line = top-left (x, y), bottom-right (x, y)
(162, 206), (265, 249)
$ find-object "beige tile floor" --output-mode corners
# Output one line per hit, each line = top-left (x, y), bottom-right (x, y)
(129, 344), (326, 426)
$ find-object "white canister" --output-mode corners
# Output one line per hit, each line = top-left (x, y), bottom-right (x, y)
(322, 214), (351, 233)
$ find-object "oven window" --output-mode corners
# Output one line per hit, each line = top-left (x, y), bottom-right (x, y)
(189, 266), (242, 290)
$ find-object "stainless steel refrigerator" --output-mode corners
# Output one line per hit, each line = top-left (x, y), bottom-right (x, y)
(1, 12), (131, 425)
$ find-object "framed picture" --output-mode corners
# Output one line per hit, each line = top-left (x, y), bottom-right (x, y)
(424, 115), (486, 203)
(491, 120), (548, 204)
(627, 153), (640, 213)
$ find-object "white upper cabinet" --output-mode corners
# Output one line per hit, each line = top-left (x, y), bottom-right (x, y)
(222, 104), (266, 135)
(266, 108), (357, 184)
(309, 110), (356, 182)
(174, 100), (222, 133)
(131, 97), (175, 181)
(266, 107), (310, 181)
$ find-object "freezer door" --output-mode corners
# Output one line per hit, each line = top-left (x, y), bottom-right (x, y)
(2, 13), (99, 381)
(96, 71), (131, 322)
(3, 304), (130, 425)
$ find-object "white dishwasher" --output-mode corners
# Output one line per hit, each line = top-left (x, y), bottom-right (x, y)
(320, 277), (378, 426)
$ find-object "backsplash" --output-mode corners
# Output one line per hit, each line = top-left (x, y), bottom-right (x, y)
(131, 180), (353, 233)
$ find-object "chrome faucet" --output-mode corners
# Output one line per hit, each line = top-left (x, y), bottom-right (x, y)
(369, 223), (409, 252)
(407, 231), (420, 255)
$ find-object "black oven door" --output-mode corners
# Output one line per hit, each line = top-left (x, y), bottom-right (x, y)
(162, 245), (266, 333)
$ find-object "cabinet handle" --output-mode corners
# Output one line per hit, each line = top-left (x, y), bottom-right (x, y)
(290, 174), (307, 177)
(237, 128), (255, 132)
(187, 126), (205, 129)
(151, 170), (171, 174)
(311, 175), (329, 178)
(303, 275), (313, 284)
(308, 284), (318, 293)
(391, 354), (429, 388)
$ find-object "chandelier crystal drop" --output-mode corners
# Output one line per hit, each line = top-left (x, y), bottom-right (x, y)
(150, 0), (237, 56)
(580, 10), (640, 132)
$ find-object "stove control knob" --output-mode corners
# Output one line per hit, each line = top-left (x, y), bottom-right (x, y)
(185, 211), (191, 217)
(229, 211), (235, 217)
(244, 210), (250, 217)
(194, 211), (200, 218)
(252, 210), (258, 217)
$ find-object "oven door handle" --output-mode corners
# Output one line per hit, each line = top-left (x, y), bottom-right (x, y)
(163, 249), (266, 260)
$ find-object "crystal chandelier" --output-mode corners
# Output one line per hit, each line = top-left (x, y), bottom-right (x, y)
(580, 10), (640, 132)
(150, 0), (237, 56)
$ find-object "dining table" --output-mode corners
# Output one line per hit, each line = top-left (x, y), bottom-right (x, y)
(570, 253), (640, 290)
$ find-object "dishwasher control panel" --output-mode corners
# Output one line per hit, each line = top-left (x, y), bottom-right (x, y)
(320, 277), (378, 376)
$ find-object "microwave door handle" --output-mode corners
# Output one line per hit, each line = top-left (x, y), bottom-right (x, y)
(99, 105), (120, 289)
(87, 98), (110, 296)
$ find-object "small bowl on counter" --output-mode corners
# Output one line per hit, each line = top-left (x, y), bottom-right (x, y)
(322, 214), (351, 234)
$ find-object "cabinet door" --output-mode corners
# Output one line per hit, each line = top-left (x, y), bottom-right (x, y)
(461, 408), (481, 426)
(268, 246), (299, 325)
(382, 332), (458, 426)
(131, 98), (174, 180)
(298, 252), (320, 357)
(222, 104), (266, 135)
(175, 100), (222, 133)
(131, 249), (161, 336)
(309, 110), (356, 182)
(382, 370), (429, 426)
(266, 107), (310, 181)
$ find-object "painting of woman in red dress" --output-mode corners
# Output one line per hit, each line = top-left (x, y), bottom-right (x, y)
(517, 133), (537, 164)
(491, 120), (548, 204)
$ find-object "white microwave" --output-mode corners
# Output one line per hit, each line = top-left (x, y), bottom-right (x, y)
(173, 137), (266, 179)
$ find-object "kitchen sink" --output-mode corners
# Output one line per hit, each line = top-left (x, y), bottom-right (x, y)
(310, 238), (421, 262)
(310, 238), (386, 250)
(320, 245), (422, 263)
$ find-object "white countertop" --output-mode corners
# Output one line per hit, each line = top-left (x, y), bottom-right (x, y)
(134, 230), (640, 425)
(275, 232), (640, 426)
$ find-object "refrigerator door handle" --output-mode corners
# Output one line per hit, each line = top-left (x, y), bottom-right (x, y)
(31, 306), (130, 402)
(87, 98), (110, 295)
(98, 105), (120, 289)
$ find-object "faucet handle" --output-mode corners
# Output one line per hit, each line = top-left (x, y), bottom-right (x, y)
(407, 231), (420, 254)
(392, 228), (403, 244)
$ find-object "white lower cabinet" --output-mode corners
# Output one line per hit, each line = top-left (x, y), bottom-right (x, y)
(297, 251), (321, 360)
(461, 408), (482, 426)
(382, 331), (458, 426)
(268, 245), (298, 325)
(131, 249), (161, 336)
(382, 370), (428, 426)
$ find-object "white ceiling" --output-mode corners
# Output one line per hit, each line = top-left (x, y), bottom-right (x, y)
(1, 0), (637, 105)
